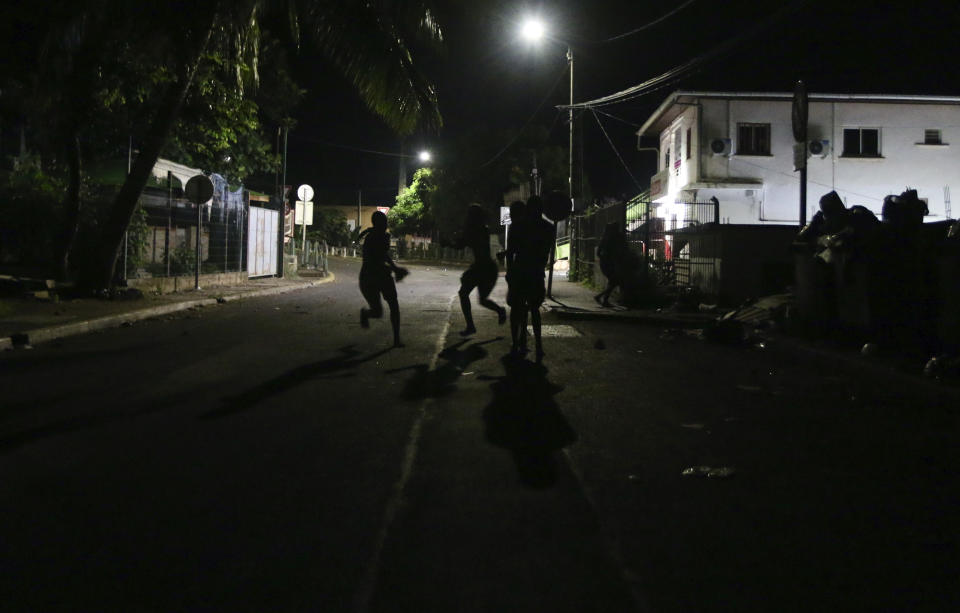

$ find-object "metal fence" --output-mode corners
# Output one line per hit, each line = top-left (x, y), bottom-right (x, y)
(569, 193), (723, 296)
(122, 174), (248, 280)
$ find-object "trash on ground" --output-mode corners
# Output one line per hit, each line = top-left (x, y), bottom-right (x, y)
(698, 303), (719, 313)
(861, 342), (880, 357)
(660, 328), (705, 341)
(707, 467), (736, 478)
(923, 354), (960, 380)
(682, 465), (737, 479)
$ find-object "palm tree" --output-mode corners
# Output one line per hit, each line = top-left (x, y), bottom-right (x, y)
(81, 0), (443, 289)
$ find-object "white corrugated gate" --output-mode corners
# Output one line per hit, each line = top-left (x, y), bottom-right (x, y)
(248, 205), (278, 277)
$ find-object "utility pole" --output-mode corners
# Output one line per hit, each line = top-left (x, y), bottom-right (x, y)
(548, 45), (574, 299)
(281, 125), (290, 256)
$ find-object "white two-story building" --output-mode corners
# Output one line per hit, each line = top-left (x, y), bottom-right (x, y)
(637, 91), (960, 226)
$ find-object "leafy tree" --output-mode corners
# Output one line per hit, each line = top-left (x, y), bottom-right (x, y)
(389, 167), (437, 237)
(307, 208), (350, 246)
(423, 123), (579, 242)
(24, 0), (444, 289)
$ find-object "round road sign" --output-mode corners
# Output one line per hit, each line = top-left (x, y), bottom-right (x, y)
(297, 184), (314, 202)
(185, 174), (213, 205)
(543, 190), (572, 222)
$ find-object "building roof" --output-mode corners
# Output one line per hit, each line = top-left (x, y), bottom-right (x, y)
(636, 90), (960, 138)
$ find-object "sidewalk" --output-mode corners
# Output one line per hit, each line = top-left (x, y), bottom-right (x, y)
(0, 272), (334, 350)
(544, 273), (716, 328)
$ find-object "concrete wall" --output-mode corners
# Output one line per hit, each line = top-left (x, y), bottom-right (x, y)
(127, 271), (247, 295)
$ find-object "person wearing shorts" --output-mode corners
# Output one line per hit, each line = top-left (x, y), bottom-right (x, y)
(358, 211), (408, 347)
(508, 196), (554, 362)
(456, 204), (506, 336)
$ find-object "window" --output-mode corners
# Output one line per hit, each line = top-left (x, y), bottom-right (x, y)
(686, 128), (692, 159)
(736, 123), (771, 155)
(842, 128), (881, 157)
(924, 129), (942, 145)
(664, 148), (670, 170)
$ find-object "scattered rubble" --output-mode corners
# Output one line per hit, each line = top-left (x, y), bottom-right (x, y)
(682, 466), (736, 479)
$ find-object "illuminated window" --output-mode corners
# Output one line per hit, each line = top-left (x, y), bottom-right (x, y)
(736, 123), (770, 155)
(842, 128), (881, 157)
(924, 129), (942, 145)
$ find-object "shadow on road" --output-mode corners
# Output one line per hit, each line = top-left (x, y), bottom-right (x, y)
(386, 337), (500, 401)
(204, 345), (393, 419)
(481, 356), (577, 489)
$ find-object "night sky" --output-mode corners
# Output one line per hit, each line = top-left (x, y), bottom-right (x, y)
(275, 0), (956, 206)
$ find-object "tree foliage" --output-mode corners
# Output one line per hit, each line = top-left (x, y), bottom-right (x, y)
(307, 208), (351, 246)
(389, 167), (436, 237)
(3, 0), (445, 288)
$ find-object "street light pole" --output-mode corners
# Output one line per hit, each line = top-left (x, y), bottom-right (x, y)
(567, 45), (574, 205)
(548, 45), (573, 299)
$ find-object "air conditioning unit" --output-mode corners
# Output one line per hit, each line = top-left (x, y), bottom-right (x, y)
(808, 139), (831, 158)
(709, 138), (732, 156)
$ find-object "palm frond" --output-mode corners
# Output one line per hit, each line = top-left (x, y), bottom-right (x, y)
(301, 0), (443, 135)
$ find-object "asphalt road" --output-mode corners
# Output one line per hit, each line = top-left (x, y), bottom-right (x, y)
(1, 257), (958, 612)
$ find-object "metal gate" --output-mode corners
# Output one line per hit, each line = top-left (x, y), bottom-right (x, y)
(248, 205), (278, 277)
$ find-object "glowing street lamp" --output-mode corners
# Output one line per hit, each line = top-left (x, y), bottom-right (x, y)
(520, 18), (546, 43)
(418, 150), (432, 164)
(519, 16), (574, 297)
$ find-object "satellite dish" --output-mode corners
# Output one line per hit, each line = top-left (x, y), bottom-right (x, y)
(185, 174), (213, 205)
(543, 190), (572, 222)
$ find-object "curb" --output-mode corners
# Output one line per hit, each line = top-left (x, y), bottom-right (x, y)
(0, 273), (335, 350)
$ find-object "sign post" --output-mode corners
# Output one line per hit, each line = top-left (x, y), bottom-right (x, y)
(185, 175), (214, 290)
(792, 80), (809, 227)
(295, 184), (313, 261)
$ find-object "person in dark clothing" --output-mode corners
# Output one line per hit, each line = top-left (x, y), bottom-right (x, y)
(358, 211), (408, 347)
(594, 221), (628, 307)
(797, 190), (879, 250)
(503, 200), (528, 352)
(507, 196), (554, 362)
(456, 204), (506, 336)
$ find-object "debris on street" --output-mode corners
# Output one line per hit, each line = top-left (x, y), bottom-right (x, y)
(682, 466), (736, 479)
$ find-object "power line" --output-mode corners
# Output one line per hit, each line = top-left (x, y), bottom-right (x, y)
(590, 108), (643, 192)
(291, 135), (412, 158)
(560, 0), (808, 110)
(478, 63), (569, 169)
(593, 108), (642, 128)
(595, 0), (700, 43)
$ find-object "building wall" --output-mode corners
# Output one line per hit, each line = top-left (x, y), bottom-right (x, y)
(656, 96), (960, 225)
(319, 204), (391, 233)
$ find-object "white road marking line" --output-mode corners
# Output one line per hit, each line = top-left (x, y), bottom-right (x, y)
(353, 294), (456, 613)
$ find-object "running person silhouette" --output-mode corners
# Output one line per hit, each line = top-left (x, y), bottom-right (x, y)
(508, 196), (554, 362)
(358, 211), (408, 347)
(455, 204), (506, 336)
